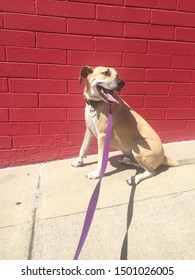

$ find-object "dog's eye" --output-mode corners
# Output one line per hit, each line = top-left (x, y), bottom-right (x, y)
(102, 71), (110, 76)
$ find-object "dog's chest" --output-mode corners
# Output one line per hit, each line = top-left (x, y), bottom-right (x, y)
(85, 104), (98, 137)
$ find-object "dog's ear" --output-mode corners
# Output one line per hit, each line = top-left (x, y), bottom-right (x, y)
(79, 66), (93, 84)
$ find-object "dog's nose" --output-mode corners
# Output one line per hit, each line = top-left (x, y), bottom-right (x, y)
(117, 78), (125, 91)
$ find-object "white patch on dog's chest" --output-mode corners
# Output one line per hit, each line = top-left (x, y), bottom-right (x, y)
(85, 104), (98, 137)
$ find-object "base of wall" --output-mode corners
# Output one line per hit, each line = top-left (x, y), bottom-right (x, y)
(1, 138), (195, 170)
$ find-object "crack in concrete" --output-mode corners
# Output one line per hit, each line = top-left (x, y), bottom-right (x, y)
(27, 163), (43, 260)
(39, 187), (195, 222)
(0, 224), (15, 230)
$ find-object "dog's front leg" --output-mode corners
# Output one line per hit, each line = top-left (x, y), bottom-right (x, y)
(71, 128), (94, 167)
(86, 133), (106, 179)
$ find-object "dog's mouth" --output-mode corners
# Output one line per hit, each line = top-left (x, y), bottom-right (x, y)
(96, 85), (119, 104)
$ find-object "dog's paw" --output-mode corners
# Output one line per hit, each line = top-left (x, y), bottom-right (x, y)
(126, 176), (138, 186)
(71, 159), (83, 168)
(86, 171), (100, 180)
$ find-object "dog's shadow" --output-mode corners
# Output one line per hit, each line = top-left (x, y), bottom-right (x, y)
(120, 182), (137, 260)
(80, 160), (98, 167)
(83, 154), (169, 178)
(84, 154), (169, 259)
(106, 154), (137, 177)
(120, 171), (170, 259)
(79, 154), (139, 173)
(108, 154), (169, 177)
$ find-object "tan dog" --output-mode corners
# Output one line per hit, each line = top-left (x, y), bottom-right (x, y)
(72, 66), (195, 185)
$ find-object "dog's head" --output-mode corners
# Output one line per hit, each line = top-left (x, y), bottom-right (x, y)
(79, 66), (125, 103)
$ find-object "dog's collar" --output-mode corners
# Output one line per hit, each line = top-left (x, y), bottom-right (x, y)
(85, 98), (101, 109)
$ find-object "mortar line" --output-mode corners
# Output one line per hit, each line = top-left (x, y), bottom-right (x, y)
(27, 163), (43, 260)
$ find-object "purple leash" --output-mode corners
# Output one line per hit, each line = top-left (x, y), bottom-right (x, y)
(73, 106), (113, 260)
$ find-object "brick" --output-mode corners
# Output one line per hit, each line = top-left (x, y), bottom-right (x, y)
(145, 96), (190, 108)
(177, 0), (195, 13)
(0, 137), (12, 149)
(39, 95), (85, 108)
(125, 0), (177, 10)
(120, 95), (144, 108)
(166, 109), (195, 119)
(0, 47), (6, 61)
(152, 10), (195, 28)
(0, 0), (35, 13)
(0, 145), (88, 168)
(192, 72), (195, 82)
(97, 5), (150, 23)
(68, 51), (122, 67)
(68, 19), (123, 37)
(0, 109), (8, 121)
(5, 13), (66, 33)
(116, 68), (145, 82)
(95, 37), (147, 53)
(150, 120), (187, 132)
(67, 109), (84, 121)
(9, 79), (67, 94)
(0, 13), (3, 28)
(124, 23), (174, 40)
(68, 136), (97, 150)
(0, 62), (37, 78)
(0, 146), (82, 168)
(0, 149), (36, 168)
(146, 69), (192, 82)
(191, 97), (195, 107)
(38, 65), (80, 80)
(136, 108), (165, 120)
(122, 82), (169, 95)
(68, 134), (86, 146)
(0, 79), (8, 92)
(7, 47), (66, 64)
(37, 33), (94, 51)
(13, 135), (68, 148)
(68, 80), (85, 94)
(148, 40), (195, 56)
(40, 122), (85, 135)
(0, 94), (38, 108)
(37, 0), (95, 19)
(67, 0), (124, 5)
(172, 55), (195, 69)
(169, 83), (195, 96)
(10, 108), (67, 122)
(0, 122), (39, 136)
(159, 131), (195, 143)
(187, 121), (195, 130)
(0, 29), (35, 47)
(176, 27), (195, 43)
(123, 53), (171, 68)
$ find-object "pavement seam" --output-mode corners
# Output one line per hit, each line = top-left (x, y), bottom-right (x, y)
(38, 187), (195, 222)
(27, 163), (43, 260)
(0, 224), (15, 230)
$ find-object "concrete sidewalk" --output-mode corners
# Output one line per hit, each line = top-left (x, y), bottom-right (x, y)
(0, 141), (195, 260)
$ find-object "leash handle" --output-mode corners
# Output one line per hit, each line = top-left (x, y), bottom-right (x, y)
(73, 108), (112, 260)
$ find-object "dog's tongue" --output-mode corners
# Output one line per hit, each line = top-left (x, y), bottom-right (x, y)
(107, 93), (119, 104)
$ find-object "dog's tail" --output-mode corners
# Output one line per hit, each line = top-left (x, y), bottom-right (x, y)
(163, 156), (195, 167)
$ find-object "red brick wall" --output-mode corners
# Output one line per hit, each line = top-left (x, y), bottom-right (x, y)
(0, 0), (195, 168)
